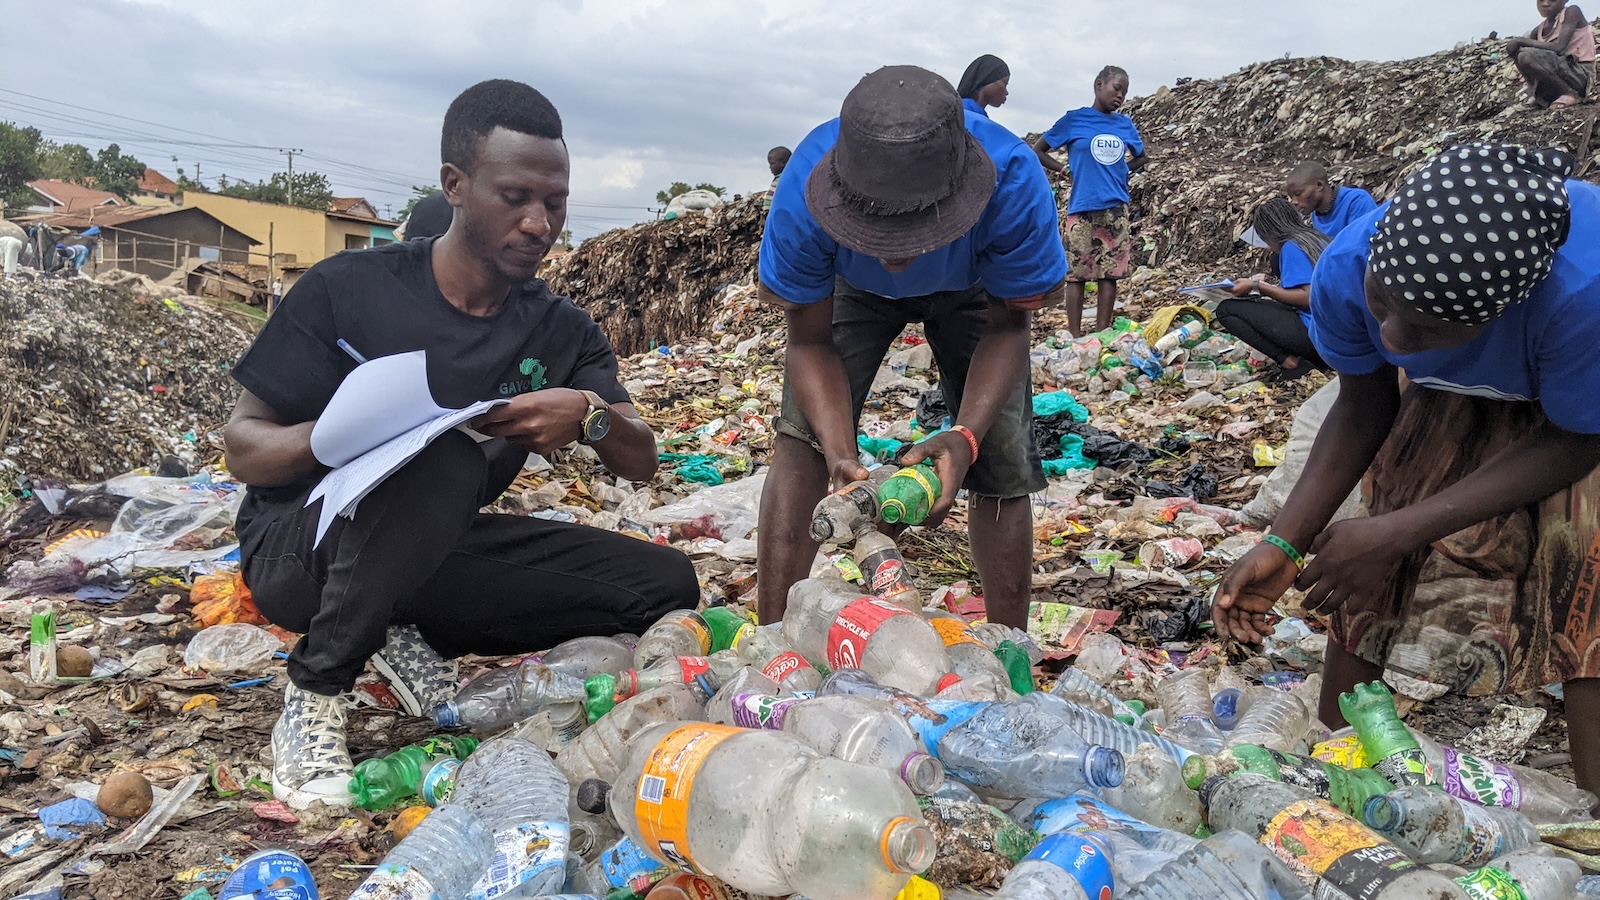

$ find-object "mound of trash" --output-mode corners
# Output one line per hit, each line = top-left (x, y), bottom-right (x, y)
(0, 276), (255, 483)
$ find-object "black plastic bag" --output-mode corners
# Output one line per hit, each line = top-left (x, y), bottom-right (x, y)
(916, 384), (950, 429)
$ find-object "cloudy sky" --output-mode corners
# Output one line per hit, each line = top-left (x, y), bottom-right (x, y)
(2, 0), (1531, 239)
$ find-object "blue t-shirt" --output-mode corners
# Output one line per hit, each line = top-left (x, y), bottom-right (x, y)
(1040, 107), (1144, 215)
(962, 97), (989, 119)
(1311, 179), (1600, 434)
(1311, 186), (1379, 238)
(759, 112), (1067, 304)
(1279, 242), (1315, 329)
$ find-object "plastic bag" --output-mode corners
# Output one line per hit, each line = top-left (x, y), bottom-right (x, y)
(189, 571), (269, 627)
(43, 474), (242, 575)
(642, 473), (767, 541)
(1030, 391), (1090, 422)
(915, 385), (950, 430)
(1240, 380), (1365, 526)
(183, 623), (281, 673)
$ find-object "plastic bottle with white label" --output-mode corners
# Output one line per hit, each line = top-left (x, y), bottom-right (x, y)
(632, 610), (713, 669)
(731, 622), (823, 693)
(1362, 785), (1539, 866)
(449, 735), (571, 900)
(571, 835), (665, 897)
(555, 683), (707, 796)
(348, 802), (495, 900)
(1200, 772), (1469, 898)
(604, 722), (937, 900)
(1156, 668), (1226, 754)
(1102, 744), (1205, 835)
(914, 694), (1125, 800)
(431, 659), (587, 732)
(785, 590), (954, 694)
(992, 831), (1116, 900)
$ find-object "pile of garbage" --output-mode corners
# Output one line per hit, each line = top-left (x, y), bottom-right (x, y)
(1122, 30), (1600, 268)
(0, 274), (255, 484)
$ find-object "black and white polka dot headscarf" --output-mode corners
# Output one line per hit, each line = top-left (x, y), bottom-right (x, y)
(1370, 143), (1576, 324)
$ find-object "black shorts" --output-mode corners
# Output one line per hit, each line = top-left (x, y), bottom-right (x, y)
(775, 277), (1046, 499)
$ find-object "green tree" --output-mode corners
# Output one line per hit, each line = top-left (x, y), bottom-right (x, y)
(219, 170), (335, 210)
(38, 141), (95, 183)
(655, 181), (692, 205)
(0, 122), (44, 211)
(92, 143), (146, 199)
(400, 184), (439, 221)
(692, 182), (725, 198)
(174, 167), (206, 193)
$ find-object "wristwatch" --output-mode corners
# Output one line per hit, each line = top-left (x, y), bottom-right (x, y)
(578, 390), (612, 444)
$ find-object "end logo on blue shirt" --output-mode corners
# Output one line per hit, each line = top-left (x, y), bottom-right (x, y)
(1091, 135), (1125, 166)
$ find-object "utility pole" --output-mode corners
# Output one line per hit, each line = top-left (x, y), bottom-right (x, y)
(279, 148), (303, 204)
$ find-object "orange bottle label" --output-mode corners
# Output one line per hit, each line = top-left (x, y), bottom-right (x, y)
(928, 617), (983, 648)
(634, 723), (740, 872)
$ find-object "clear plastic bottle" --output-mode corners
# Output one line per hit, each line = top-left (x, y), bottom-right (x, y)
(781, 576), (871, 663)
(1032, 692), (1193, 765)
(572, 835), (665, 897)
(633, 610), (713, 669)
(1182, 744), (1394, 818)
(1117, 830), (1314, 900)
(555, 683), (707, 791)
(850, 529), (925, 609)
(449, 736), (571, 900)
(1156, 668), (1226, 754)
(540, 636), (635, 681)
(916, 694), (1124, 800)
(818, 667), (950, 722)
(1103, 744), (1205, 835)
(779, 693), (943, 795)
(1200, 773), (1469, 898)
(810, 468), (893, 545)
(1225, 688), (1312, 753)
(704, 666), (783, 725)
(786, 586), (952, 694)
(1050, 666), (1144, 725)
(590, 654), (747, 719)
(992, 831), (1115, 900)
(566, 791), (620, 864)
(432, 659), (587, 732)
(1073, 632), (1129, 684)
(508, 702), (588, 755)
(925, 611), (1019, 693)
(731, 622), (822, 693)
(349, 802), (495, 900)
(1410, 729), (1598, 825)
(606, 722), (937, 900)
(1362, 785), (1539, 866)
(1469, 848), (1582, 899)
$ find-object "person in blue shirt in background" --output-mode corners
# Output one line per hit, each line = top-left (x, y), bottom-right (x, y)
(1213, 198), (1331, 380)
(1213, 144), (1600, 795)
(755, 66), (1066, 630)
(1032, 65), (1146, 336)
(957, 55), (1010, 120)
(1285, 160), (1378, 238)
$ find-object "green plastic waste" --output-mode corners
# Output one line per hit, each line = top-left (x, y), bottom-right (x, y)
(1031, 391), (1090, 422)
(857, 435), (904, 463)
(658, 452), (724, 485)
(994, 640), (1035, 695)
(700, 606), (748, 654)
(877, 463), (942, 525)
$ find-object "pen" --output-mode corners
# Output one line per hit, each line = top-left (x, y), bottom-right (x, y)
(337, 338), (368, 365)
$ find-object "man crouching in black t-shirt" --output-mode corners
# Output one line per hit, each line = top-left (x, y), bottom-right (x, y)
(222, 79), (698, 809)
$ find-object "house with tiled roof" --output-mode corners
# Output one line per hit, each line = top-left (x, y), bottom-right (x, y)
(330, 197), (378, 219)
(134, 168), (180, 205)
(27, 179), (122, 213)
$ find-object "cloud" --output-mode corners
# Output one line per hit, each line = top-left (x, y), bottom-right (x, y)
(0, 0), (1531, 238)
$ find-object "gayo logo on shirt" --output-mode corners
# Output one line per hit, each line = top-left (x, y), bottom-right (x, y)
(1090, 134), (1125, 166)
(499, 357), (548, 396)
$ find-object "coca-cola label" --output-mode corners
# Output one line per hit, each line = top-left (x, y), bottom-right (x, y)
(729, 693), (801, 729)
(1442, 746), (1524, 809)
(676, 657), (711, 684)
(760, 651), (813, 683)
(827, 598), (912, 670)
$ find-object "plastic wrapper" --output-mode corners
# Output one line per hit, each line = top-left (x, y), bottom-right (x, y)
(188, 571), (269, 627)
(39, 474), (241, 575)
(182, 623), (281, 673)
(641, 473), (767, 541)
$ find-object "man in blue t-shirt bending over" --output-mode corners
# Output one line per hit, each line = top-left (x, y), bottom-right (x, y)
(756, 65), (1067, 629)
(1285, 160), (1378, 238)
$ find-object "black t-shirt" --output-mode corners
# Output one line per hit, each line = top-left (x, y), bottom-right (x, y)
(231, 238), (629, 505)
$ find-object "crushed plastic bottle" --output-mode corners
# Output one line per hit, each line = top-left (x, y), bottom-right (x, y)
(1363, 785), (1538, 866)
(556, 683), (708, 791)
(810, 467), (895, 545)
(432, 659), (587, 732)
(349, 802), (495, 900)
(992, 831), (1115, 900)
(1117, 829), (1314, 900)
(1182, 744), (1394, 817)
(539, 635), (636, 680)
(788, 592), (953, 694)
(777, 693), (943, 794)
(1462, 848), (1582, 899)
(350, 735), (478, 811)
(914, 695), (1124, 800)
(1032, 691), (1192, 765)
(852, 530), (925, 608)
(1340, 681), (1433, 788)
(572, 835), (666, 897)
(449, 736), (571, 900)
(819, 667), (951, 723)
(1073, 633), (1130, 684)
(1103, 744), (1205, 835)
(604, 722), (937, 900)
(1201, 772), (1468, 898)
(1050, 666), (1145, 725)
(1156, 668), (1226, 754)
(731, 622), (822, 693)
(877, 463), (941, 526)
(1225, 687), (1312, 753)
(633, 610), (713, 668)
(182, 622), (281, 673)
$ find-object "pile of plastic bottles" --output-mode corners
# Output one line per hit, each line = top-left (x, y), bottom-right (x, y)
(337, 467), (1599, 900)
(1027, 315), (1262, 402)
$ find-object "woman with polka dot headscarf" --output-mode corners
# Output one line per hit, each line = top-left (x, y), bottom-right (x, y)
(1213, 143), (1600, 795)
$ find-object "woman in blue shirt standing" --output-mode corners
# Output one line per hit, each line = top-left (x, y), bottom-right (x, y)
(1214, 144), (1600, 795)
(957, 55), (1009, 120)
(1214, 198), (1331, 380)
(1033, 66), (1146, 336)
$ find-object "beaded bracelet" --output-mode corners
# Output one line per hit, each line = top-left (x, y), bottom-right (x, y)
(1262, 533), (1306, 570)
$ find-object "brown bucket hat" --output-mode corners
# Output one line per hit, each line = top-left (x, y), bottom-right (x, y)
(806, 65), (997, 259)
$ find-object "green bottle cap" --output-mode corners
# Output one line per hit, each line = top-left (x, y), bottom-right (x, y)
(585, 673), (619, 723)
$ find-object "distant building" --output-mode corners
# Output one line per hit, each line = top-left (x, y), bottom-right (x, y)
(15, 204), (257, 281)
(331, 197), (380, 219)
(180, 192), (398, 267)
(132, 169), (181, 207)
(26, 179), (122, 213)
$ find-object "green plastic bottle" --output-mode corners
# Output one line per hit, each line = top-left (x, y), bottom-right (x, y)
(1340, 681), (1433, 788)
(994, 640), (1035, 695)
(1181, 744), (1395, 817)
(699, 606), (748, 654)
(877, 463), (942, 525)
(348, 735), (478, 810)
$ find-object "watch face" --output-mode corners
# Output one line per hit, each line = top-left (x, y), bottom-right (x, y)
(586, 409), (612, 443)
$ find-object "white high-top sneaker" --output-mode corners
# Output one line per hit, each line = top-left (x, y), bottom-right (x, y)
(370, 624), (459, 718)
(270, 681), (353, 810)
